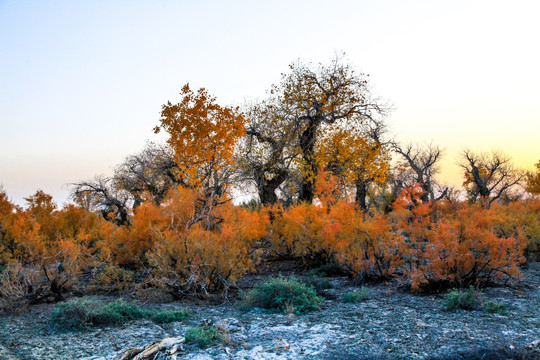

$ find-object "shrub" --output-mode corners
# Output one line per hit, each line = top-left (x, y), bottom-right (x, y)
(267, 203), (328, 264)
(300, 275), (333, 295)
(151, 309), (190, 324)
(92, 298), (150, 324)
(307, 262), (349, 277)
(145, 188), (268, 299)
(91, 264), (135, 291)
(0, 262), (42, 313)
(243, 276), (322, 314)
(407, 202), (526, 292)
(50, 297), (149, 330)
(445, 287), (480, 311)
(185, 325), (225, 348)
(483, 301), (508, 315)
(342, 287), (368, 303)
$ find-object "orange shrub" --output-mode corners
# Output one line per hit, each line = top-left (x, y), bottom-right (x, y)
(104, 201), (167, 267)
(267, 203), (328, 264)
(325, 200), (405, 280)
(145, 187), (268, 298)
(493, 199), (540, 260)
(401, 199), (526, 291)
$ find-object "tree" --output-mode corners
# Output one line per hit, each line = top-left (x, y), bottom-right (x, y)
(527, 160), (540, 195)
(392, 142), (447, 203)
(71, 143), (181, 225)
(154, 83), (246, 197)
(71, 176), (131, 226)
(0, 188), (16, 263)
(317, 118), (390, 210)
(271, 56), (387, 203)
(460, 150), (525, 207)
(114, 142), (181, 207)
(236, 99), (300, 205)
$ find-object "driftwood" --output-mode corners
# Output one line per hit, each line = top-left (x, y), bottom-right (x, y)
(115, 337), (185, 360)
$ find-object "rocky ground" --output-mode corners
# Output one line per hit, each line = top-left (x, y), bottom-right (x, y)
(0, 263), (539, 360)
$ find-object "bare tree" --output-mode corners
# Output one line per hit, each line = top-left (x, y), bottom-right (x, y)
(459, 150), (525, 207)
(392, 142), (447, 203)
(71, 176), (131, 226)
(235, 99), (300, 205)
(71, 143), (186, 225)
(114, 143), (181, 208)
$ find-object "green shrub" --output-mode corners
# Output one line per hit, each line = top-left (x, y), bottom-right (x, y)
(243, 276), (322, 314)
(300, 276), (333, 294)
(445, 286), (480, 311)
(93, 299), (150, 324)
(151, 309), (190, 324)
(51, 297), (150, 330)
(307, 262), (348, 277)
(342, 287), (368, 303)
(483, 301), (508, 315)
(50, 297), (95, 330)
(185, 325), (224, 348)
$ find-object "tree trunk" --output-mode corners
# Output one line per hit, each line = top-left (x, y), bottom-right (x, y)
(256, 169), (288, 205)
(298, 119), (319, 203)
(355, 179), (368, 212)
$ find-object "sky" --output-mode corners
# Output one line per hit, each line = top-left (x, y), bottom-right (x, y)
(1, 0), (539, 207)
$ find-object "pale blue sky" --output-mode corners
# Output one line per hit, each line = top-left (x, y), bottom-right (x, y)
(1, 0), (539, 206)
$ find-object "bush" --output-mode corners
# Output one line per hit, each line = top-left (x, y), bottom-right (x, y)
(185, 325), (225, 348)
(90, 265), (135, 291)
(145, 189), (268, 299)
(244, 276), (322, 314)
(0, 262), (41, 313)
(307, 262), (349, 277)
(483, 301), (508, 315)
(151, 309), (190, 324)
(50, 297), (150, 330)
(300, 275), (333, 295)
(93, 299), (150, 324)
(445, 287), (480, 311)
(342, 287), (368, 303)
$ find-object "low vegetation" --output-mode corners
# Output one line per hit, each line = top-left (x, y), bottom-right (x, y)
(342, 287), (368, 303)
(445, 287), (480, 311)
(243, 276), (322, 314)
(482, 301), (509, 315)
(185, 325), (226, 348)
(299, 275), (333, 295)
(50, 297), (190, 330)
(50, 298), (149, 330)
(151, 309), (190, 324)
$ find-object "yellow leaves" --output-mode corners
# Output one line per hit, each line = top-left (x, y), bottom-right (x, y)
(315, 124), (390, 191)
(156, 83), (246, 189)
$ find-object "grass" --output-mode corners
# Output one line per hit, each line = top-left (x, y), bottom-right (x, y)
(300, 275), (333, 295)
(151, 309), (190, 323)
(306, 262), (348, 277)
(50, 297), (150, 330)
(185, 325), (225, 348)
(342, 287), (368, 303)
(482, 301), (508, 315)
(445, 286), (480, 311)
(51, 297), (190, 330)
(243, 276), (322, 314)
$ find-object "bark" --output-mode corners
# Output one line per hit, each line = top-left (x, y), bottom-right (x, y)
(355, 179), (368, 212)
